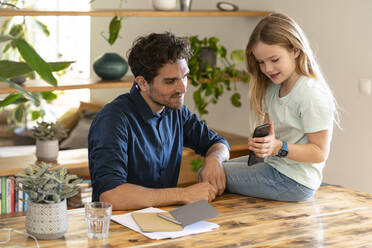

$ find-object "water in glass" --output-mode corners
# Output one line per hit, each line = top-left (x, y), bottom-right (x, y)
(85, 202), (112, 239)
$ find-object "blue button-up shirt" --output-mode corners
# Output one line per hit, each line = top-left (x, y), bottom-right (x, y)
(88, 83), (229, 202)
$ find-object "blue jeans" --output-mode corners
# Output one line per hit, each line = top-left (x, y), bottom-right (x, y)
(223, 155), (315, 202)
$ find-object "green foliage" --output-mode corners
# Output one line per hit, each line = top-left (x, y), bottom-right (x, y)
(32, 121), (68, 141)
(190, 158), (203, 172)
(98, 0), (124, 46)
(14, 162), (83, 204)
(0, 2), (74, 126)
(188, 36), (250, 119)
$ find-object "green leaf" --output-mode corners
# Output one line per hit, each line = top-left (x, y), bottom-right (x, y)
(0, 35), (14, 43)
(31, 110), (42, 121)
(0, 93), (21, 107)
(190, 158), (203, 172)
(0, 60), (74, 79)
(41, 91), (57, 101)
(0, 17), (12, 35)
(231, 93), (242, 107)
(9, 24), (24, 38)
(13, 38), (57, 86)
(0, 76), (36, 101)
(231, 49), (245, 63)
(0, 60), (32, 78)
(33, 18), (50, 36)
(108, 16), (122, 46)
(49, 61), (74, 71)
(14, 104), (25, 122)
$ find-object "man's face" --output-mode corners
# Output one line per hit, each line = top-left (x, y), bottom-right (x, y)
(142, 59), (189, 113)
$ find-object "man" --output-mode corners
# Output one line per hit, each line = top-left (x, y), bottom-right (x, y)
(88, 32), (230, 210)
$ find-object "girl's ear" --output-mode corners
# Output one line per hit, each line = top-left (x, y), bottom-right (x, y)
(293, 47), (300, 58)
(136, 76), (149, 92)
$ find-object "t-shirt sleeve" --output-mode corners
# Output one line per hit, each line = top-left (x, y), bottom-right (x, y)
(88, 107), (129, 201)
(181, 106), (229, 156)
(300, 86), (335, 133)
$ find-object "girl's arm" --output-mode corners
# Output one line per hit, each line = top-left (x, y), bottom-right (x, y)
(249, 118), (332, 164)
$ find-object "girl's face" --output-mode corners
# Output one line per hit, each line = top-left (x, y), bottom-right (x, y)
(252, 41), (300, 87)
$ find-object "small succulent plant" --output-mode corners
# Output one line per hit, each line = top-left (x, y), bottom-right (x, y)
(32, 121), (68, 141)
(14, 162), (83, 204)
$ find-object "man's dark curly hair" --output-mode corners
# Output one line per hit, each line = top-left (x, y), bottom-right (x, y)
(127, 32), (192, 84)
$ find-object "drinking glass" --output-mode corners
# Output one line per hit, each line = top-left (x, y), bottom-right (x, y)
(85, 202), (112, 239)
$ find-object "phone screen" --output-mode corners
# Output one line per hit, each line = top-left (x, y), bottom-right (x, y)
(247, 123), (270, 166)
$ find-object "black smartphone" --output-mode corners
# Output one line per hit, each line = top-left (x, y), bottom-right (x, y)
(247, 123), (271, 166)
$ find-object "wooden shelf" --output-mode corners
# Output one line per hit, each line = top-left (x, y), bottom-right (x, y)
(0, 76), (135, 94)
(0, 9), (271, 17)
(0, 76), (247, 94)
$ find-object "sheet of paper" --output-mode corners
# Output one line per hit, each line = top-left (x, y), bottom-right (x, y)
(111, 207), (219, 240)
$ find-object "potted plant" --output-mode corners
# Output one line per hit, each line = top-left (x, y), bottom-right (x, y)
(14, 162), (83, 239)
(188, 36), (250, 120)
(32, 121), (67, 162)
(91, 0), (128, 80)
(0, 1), (69, 142)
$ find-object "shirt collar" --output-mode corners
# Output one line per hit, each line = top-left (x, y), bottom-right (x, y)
(129, 81), (171, 121)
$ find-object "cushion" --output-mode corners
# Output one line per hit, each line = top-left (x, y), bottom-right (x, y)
(59, 110), (98, 150)
(57, 107), (80, 132)
(57, 101), (104, 134)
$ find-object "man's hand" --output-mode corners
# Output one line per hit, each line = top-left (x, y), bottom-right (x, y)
(199, 156), (226, 195)
(181, 182), (217, 204)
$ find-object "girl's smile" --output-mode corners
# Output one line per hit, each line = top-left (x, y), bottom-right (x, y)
(252, 41), (300, 94)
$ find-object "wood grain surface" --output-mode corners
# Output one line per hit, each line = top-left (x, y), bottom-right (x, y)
(1, 185), (371, 247)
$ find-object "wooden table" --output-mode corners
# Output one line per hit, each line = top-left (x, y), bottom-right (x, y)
(1, 185), (371, 247)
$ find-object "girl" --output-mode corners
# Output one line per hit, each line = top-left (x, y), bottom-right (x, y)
(223, 13), (338, 201)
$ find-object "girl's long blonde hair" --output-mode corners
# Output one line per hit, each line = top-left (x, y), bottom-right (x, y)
(246, 13), (338, 128)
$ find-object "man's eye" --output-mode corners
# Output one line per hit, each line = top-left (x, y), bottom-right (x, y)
(165, 80), (176, 84)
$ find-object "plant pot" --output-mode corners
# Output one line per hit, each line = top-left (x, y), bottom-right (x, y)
(199, 47), (217, 72)
(93, 53), (128, 81)
(152, 0), (176, 10)
(26, 199), (67, 240)
(36, 139), (59, 162)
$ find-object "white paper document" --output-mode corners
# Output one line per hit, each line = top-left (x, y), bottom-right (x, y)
(111, 207), (219, 240)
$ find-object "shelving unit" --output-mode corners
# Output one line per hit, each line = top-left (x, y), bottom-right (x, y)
(0, 76), (134, 94)
(0, 9), (271, 17)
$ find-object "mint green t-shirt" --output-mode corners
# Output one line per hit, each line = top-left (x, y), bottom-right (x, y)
(264, 76), (335, 190)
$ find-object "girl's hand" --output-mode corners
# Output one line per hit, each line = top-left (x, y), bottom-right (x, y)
(248, 121), (282, 158)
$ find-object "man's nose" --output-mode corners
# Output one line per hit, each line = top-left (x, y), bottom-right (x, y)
(176, 78), (187, 93)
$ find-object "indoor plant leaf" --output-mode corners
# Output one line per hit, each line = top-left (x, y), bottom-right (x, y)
(0, 92), (21, 107)
(0, 34), (13, 43)
(108, 16), (122, 45)
(13, 38), (57, 86)
(33, 18), (50, 36)
(0, 76), (37, 101)
(0, 60), (74, 78)
(231, 49), (245, 63)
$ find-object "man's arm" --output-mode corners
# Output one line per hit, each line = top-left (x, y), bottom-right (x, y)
(100, 181), (217, 210)
(199, 142), (230, 196)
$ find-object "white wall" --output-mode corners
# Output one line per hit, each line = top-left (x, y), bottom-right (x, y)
(90, 0), (372, 194)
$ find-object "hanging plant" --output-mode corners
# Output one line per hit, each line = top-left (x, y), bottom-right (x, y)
(188, 36), (250, 120)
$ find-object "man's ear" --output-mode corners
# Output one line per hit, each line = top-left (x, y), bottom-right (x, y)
(135, 76), (148, 92)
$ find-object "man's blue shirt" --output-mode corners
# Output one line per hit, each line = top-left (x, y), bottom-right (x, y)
(88, 83), (229, 202)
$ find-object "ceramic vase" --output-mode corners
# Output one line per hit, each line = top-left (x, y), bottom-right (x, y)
(36, 139), (59, 162)
(26, 199), (67, 240)
(93, 53), (129, 81)
(152, 0), (176, 10)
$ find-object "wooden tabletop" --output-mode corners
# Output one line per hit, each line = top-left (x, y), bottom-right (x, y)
(1, 185), (371, 247)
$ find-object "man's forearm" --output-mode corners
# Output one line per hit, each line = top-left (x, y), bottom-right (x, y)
(205, 142), (230, 163)
(99, 183), (183, 210)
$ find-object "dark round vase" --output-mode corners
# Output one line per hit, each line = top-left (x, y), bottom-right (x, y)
(93, 53), (129, 80)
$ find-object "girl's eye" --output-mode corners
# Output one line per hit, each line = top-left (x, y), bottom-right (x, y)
(257, 61), (264, 65)
(272, 58), (279, 63)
